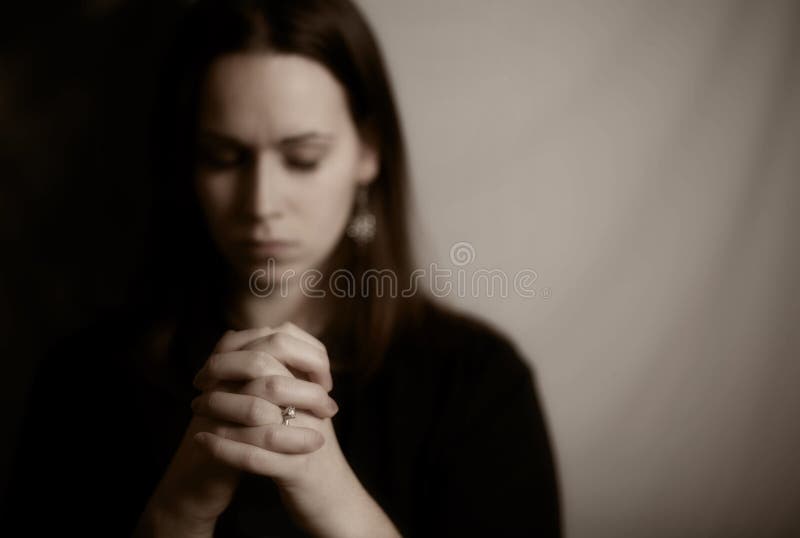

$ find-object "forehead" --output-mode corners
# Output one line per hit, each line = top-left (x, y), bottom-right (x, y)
(198, 52), (351, 142)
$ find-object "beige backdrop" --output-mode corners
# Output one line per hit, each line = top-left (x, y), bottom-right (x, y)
(357, 1), (800, 536)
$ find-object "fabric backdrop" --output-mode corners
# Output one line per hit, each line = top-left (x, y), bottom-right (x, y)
(357, 1), (800, 536)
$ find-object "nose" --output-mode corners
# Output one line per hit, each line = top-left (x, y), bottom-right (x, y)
(242, 153), (284, 223)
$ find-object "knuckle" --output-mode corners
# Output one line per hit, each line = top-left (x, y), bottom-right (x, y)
(214, 330), (236, 351)
(262, 375), (285, 400)
(246, 398), (268, 424)
(314, 347), (329, 367)
(204, 434), (223, 457)
(205, 354), (223, 377)
(313, 386), (330, 407)
(250, 351), (272, 377)
(268, 331), (289, 350)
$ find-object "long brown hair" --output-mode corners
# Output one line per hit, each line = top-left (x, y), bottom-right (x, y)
(128, 0), (425, 387)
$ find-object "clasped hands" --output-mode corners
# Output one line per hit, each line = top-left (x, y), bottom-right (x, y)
(140, 322), (400, 538)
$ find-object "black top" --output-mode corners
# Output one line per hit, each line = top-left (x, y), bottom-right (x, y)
(4, 298), (560, 537)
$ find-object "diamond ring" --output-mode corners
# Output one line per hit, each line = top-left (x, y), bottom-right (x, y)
(281, 405), (296, 426)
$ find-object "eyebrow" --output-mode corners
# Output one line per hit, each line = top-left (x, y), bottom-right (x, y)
(198, 130), (334, 147)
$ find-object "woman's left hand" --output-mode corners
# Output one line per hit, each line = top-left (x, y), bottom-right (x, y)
(190, 322), (401, 538)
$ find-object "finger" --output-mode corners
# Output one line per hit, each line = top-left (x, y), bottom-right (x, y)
(191, 391), (280, 426)
(193, 432), (295, 479)
(211, 422), (325, 455)
(214, 327), (275, 353)
(213, 324), (325, 354)
(275, 321), (326, 353)
(193, 350), (290, 390)
(243, 331), (333, 392)
(212, 325), (333, 391)
(239, 375), (338, 419)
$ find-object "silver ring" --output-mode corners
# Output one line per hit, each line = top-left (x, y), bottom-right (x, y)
(281, 405), (296, 426)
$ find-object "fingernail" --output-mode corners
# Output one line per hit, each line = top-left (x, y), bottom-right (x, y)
(329, 398), (339, 414)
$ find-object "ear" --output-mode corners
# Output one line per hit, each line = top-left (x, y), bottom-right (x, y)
(355, 141), (379, 186)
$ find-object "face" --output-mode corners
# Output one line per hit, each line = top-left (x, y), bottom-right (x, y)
(194, 52), (378, 285)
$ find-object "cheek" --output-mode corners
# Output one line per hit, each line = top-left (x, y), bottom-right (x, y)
(301, 151), (359, 242)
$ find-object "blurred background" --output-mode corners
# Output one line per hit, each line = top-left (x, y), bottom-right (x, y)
(2, 1), (798, 536)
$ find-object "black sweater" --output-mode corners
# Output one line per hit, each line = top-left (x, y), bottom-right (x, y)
(4, 298), (560, 537)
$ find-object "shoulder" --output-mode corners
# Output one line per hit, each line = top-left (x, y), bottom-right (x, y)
(393, 304), (560, 536)
(389, 296), (535, 387)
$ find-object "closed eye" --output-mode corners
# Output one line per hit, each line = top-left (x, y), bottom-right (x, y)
(284, 156), (320, 172)
(282, 144), (328, 174)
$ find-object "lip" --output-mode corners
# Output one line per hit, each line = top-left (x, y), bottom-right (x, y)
(240, 239), (298, 257)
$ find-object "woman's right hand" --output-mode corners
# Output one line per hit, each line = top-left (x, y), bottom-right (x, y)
(135, 325), (337, 537)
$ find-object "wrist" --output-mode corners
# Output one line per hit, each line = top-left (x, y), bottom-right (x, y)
(311, 471), (402, 538)
(134, 498), (217, 538)
(338, 490), (402, 538)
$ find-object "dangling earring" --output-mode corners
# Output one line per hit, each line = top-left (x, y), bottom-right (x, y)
(347, 184), (376, 246)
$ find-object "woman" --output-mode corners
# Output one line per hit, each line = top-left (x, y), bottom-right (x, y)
(6, 0), (560, 536)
